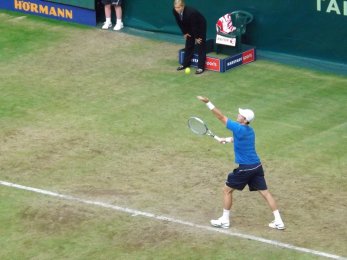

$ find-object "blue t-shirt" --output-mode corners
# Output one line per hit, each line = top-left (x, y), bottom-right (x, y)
(226, 118), (260, 165)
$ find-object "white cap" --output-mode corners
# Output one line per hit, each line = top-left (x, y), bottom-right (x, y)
(239, 108), (255, 122)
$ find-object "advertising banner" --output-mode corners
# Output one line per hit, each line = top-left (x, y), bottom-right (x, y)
(179, 50), (221, 72)
(216, 35), (236, 47)
(44, 0), (95, 10)
(0, 0), (96, 26)
(179, 45), (256, 73)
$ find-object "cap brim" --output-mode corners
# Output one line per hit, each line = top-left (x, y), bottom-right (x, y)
(238, 108), (246, 117)
(238, 108), (254, 122)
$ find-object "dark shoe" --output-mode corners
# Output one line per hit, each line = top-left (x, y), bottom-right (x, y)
(177, 65), (186, 71)
(195, 68), (204, 74)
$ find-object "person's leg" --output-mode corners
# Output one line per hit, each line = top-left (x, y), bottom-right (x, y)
(248, 164), (285, 230)
(210, 185), (234, 228)
(115, 5), (122, 20)
(182, 36), (195, 68)
(223, 185), (233, 210)
(211, 168), (247, 229)
(197, 38), (206, 71)
(102, 4), (112, 29)
(104, 4), (111, 19)
(258, 189), (277, 211)
(113, 5), (124, 30)
(221, 185), (234, 222)
(258, 189), (285, 229)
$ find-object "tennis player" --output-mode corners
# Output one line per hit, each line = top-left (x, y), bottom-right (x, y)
(197, 96), (285, 230)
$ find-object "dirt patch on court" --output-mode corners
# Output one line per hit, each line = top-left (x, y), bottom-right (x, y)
(1, 14), (346, 258)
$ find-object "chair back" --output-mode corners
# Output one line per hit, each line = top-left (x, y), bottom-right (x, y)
(231, 11), (253, 34)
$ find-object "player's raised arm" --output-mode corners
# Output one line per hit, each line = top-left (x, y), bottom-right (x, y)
(197, 96), (228, 125)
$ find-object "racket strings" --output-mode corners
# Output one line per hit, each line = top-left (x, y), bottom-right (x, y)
(188, 118), (208, 135)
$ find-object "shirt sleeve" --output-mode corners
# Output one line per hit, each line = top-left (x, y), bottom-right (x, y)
(191, 12), (205, 38)
(226, 118), (241, 134)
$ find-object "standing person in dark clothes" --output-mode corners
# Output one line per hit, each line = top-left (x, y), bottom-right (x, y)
(173, 0), (207, 74)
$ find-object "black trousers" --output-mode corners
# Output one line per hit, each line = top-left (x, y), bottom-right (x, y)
(183, 36), (206, 70)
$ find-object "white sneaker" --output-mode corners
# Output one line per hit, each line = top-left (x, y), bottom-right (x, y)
(210, 217), (230, 229)
(113, 22), (124, 31)
(102, 21), (112, 30)
(269, 220), (285, 230)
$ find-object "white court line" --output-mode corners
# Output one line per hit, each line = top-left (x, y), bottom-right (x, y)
(1, 180), (346, 260)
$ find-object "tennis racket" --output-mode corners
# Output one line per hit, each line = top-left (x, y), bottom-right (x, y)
(187, 116), (222, 142)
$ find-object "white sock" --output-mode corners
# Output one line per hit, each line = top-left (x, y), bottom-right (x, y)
(117, 19), (122, 24)
(106, 17), (111, 23)
(222, 209), (230, 221)
(273, 210), (283, 223)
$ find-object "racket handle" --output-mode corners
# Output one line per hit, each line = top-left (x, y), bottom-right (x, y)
(213, 135), (222, 142)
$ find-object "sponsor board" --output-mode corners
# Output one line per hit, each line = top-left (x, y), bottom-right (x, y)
(216, 34), (236, 46)
(242, 49), (255, 64)
(179, 51), (221, 72)
(44, 0), (95, 10)
(0, 0), (96, 26)
(225, 54), (243, 71)
(224, 49), (256, 71)
(205, 57), (221, 71)
(178, 44), (256, 73)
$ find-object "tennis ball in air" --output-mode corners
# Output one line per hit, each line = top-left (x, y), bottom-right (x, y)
(185, 67), (191, 74)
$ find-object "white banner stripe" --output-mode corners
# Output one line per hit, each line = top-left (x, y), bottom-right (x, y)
(1, 180), (346, 260)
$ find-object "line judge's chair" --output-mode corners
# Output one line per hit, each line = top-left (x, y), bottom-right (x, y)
(216, 10), (254, 53)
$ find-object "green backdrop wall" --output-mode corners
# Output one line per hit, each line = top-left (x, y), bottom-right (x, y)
(45, 0), (94, 10)
(121, 0), (347, 64)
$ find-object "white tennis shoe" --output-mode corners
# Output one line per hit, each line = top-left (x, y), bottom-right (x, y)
(269, 220), (285, 230)
(210, 217), (230, 229)
(113, 22), (124, 31)
(102, 21), (112, 30)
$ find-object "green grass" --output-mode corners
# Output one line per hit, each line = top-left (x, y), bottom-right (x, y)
(0, 11), (346, 259)
(0, 10), (88, 61)
(0, 187), (325, 260)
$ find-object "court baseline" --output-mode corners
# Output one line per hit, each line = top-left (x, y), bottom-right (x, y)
(1, 180), (345, 260)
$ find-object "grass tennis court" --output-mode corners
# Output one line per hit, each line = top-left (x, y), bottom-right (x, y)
(0, 11), (346, 259)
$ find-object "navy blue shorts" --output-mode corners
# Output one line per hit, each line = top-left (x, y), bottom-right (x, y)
(226, 163), (267, 191)
(102, 0), (122, 6)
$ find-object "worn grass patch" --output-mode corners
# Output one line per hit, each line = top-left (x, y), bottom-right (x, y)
(0, 11), (346, 259)
(0, 187), (324, 260)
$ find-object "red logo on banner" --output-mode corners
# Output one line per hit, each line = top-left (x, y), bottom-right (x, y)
(205, 57), (220, 71)
(242, 49), (255, 64)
